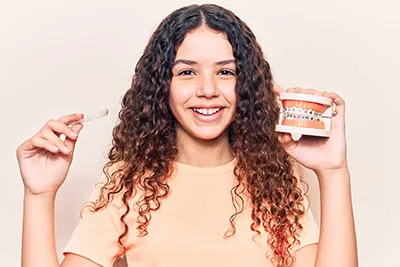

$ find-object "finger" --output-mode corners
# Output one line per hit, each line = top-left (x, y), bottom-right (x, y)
(302, 88), (323, 96)
(40, 128), (72, 155)
(58, 113), (84, 126)
(273, 84), (286, 94)
(64, 123), (84, 150)
(277, 133), (284, 143)
(323, 92), (345, 105)
(286, 87), (303, 93)
(278, 133), (290, 143)
(45, 119), (79, 140)
(30, 135), (60, 153)
(279, 133), (298, 152)
(278, 133), (296, 147)
(322, 91), (345, 116)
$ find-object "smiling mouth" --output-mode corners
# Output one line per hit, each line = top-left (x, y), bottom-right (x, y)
(191, 107), (223, 116)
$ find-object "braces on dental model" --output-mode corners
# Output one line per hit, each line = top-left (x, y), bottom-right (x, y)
(275, 92), (334, 141)
(282, 107), (322, 121)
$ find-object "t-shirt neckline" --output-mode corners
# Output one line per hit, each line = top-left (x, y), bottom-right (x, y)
(173, 157), (237, 176)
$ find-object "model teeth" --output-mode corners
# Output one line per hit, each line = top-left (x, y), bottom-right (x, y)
(193, 108), (222, 115)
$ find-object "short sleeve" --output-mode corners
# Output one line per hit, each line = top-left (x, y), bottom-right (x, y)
(63, 172), (123, 267)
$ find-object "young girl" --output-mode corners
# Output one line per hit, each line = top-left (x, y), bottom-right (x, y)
(17, 4), (357, 267)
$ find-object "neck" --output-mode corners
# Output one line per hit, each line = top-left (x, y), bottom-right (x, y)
(175, 126), (234, 167)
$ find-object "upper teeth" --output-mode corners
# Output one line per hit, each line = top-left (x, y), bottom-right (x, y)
(193, 108), (222, 115)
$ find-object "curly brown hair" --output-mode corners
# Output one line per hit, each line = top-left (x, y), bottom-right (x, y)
(89, 4), (308, 267)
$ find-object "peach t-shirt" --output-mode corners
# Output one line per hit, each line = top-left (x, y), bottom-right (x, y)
(63, 159), (319, 267)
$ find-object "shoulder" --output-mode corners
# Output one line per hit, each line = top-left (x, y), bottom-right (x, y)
(92, 160), (149, 211)
(82, 161), (131, 213)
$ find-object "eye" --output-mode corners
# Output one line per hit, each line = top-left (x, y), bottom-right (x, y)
(178, 70), (195, 76)
(218, 70), (235, 76)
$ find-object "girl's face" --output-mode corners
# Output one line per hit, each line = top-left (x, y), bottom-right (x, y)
(169, 26), (237, 141)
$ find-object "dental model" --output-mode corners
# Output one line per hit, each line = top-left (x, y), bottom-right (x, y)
(275, 93), (334, 141)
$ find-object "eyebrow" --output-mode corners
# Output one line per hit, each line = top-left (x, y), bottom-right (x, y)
(173, 59), (236, 67)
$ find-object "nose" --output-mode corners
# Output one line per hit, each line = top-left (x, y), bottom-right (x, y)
(196, 75), (219, 98)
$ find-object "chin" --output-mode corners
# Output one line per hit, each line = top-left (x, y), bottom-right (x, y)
(191, 126), (230, 141)
(177, 124), (228, 142)
(194, 132), (224, 141)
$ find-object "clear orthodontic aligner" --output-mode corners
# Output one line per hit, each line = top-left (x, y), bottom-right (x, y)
(282, 107), (322, 121)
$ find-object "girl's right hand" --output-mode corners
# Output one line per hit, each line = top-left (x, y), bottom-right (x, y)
(16, 113), (84, 196)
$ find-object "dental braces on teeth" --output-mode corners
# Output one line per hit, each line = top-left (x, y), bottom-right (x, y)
(282, 107), (322, 121)
(275, 93), (334, 141)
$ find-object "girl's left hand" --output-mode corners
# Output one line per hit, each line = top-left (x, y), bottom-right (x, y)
(273, 85), (348, 176)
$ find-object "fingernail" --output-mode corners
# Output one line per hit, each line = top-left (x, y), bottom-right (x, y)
(63, 146), (70, 153)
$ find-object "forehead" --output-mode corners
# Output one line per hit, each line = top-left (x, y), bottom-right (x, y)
(176, 26), (234, 61)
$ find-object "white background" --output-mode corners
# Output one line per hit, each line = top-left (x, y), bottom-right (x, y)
(1, 0), (399, 266)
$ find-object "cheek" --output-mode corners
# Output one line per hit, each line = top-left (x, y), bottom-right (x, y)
(169, 80), (194, 111)
(168, 90), (179, 119)
(219, 81), (237, 106)
(229, 89), (237, 106)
